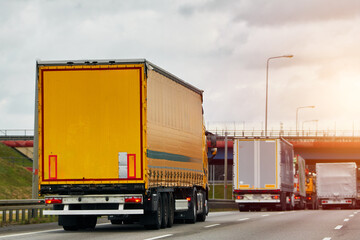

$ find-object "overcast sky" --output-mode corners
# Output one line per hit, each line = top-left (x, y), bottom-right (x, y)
(1, 0), (360, 133)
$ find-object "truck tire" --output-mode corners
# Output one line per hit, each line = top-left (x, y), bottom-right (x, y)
(167, 193), (175, 228)
(63, 226), (79, 231)
(144, 194), (162, 230)
(197, 191), (206, 222)
(161, 193), (169, 228)
(60, 216), (80, 231)
(81, 216), (97, 229)
(185, 191), (197, 224)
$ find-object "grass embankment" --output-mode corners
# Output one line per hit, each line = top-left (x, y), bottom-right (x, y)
(209, 184), (233, 200)
(0, 143), (32, 199)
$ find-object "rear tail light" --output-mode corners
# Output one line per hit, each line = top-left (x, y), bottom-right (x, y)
(125, 197), (142, 204)
(186, 197), (191, 202)
(295, 196), (300, 200)
(271, 195), (279, 200)
(322, 200), (328, 204)
(346, 200), (352, 203)
(307, 196), (312, 200)
(45, 198), (62, 204)
(236, 195), (244, 200)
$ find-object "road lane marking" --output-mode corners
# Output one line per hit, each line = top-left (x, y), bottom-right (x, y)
(334, 225), (343, 230)
(354, 212), (358, 214)
(144, 234), (173, 240)
(277, 212), (285, 214)
(344, 218), (349, 222)
(322, 238), (331, 240)
(204, 224), (220, 228)
(349, 214), (354, 217)
(0, 229), (62, 239)
(261, 214), (269, 217)
(238, 218), (250, 221)
(97, 223), (112, 226)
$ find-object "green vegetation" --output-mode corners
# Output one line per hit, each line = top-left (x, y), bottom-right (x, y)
(0, 143), (32, 199)
(0, 143), (32, 167)
(209, 184), (233, 200)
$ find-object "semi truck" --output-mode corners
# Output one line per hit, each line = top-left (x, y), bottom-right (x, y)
(293, 155), (306, 210)
(34, 59), (209, 230)
(233, 138), (295, 211)
(316, 162), (358, 209)
(305, 170), (317, 209)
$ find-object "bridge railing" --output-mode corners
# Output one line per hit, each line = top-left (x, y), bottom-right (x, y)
(0, 129), (34, 137)
(208, 129), (360, 138)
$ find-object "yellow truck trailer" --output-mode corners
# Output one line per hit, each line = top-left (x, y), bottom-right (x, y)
(34, 59), (208, 230)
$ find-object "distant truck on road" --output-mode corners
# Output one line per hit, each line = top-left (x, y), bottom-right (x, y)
(316, 162), (359, 209)
(34, 59), (210, 230)
(305, 170), (317, 209)
(233, 138), (295, 211)
(293, 155), (306, 210)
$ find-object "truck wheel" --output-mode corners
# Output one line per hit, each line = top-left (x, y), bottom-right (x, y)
(144, 194), (162, 230)
(81, 216), (97, 229)
(167, 193), (175, 228)
(185, 192), (197, 224)
(238, 205), (248, 212)
(161, 193), (169, 228)
(63, 226), (79, 231)
(197, 191), (206, 222)
(59, 216), (80, 231)
(111, 220), (122, 224)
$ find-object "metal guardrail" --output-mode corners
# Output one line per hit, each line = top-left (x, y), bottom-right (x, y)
(208, 199), (237, 210)
(0, 199), (54, 225)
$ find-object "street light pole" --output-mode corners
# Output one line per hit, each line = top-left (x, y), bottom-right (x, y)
(296, 106), (315, 134)
(265, 55), (293, 137)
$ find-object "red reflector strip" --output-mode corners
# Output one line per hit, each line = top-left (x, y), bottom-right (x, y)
(125, 197), (142, 203)
(45, 198), (62, 204)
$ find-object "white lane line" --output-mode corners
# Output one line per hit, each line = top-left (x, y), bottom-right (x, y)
(0, 229), (62, 239)
(354, 211), (358, 214)
(322, 238), (331, 240)
(334, 225), (343, 230)
(144, 234), (173, 240)
(277, 212), (285, 214)
(204, 224), (220, 228)
(238, 218), (250, 221)
(349, 214), (354, 217)
(97, 223), (112, 226)
(344, 218), (349, 222)
(261, 214), (270, 217)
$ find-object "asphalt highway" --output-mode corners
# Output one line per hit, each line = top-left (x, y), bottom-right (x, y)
(0, 210), (359, 240)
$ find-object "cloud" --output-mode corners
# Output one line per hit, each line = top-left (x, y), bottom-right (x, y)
(230, 0), (360, 26)
(0, 0), (360, 131)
